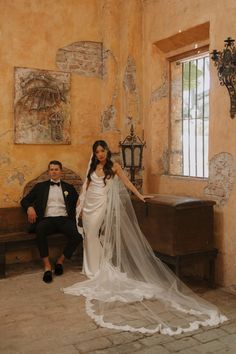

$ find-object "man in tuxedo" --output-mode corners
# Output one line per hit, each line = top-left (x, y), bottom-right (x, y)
(21, 160), (82, 283)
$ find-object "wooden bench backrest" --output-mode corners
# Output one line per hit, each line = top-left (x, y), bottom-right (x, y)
(0, 207), (28, 234)
(0, 168), (83, 234)
(23, 167), (83, 197)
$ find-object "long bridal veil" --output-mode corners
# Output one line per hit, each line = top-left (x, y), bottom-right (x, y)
(63, 176), (227, 335)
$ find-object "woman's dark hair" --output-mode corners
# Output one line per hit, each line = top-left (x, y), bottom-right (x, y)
(87, 140), (114, 185)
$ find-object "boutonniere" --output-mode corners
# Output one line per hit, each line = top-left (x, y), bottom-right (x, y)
(64, 191), (69, 197)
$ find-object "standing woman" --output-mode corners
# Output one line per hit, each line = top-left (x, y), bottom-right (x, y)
(63, 140), (227, 336)
(78, 140), (147, 278)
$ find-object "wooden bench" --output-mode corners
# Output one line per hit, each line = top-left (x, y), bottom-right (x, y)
(0, 168), (83, 278)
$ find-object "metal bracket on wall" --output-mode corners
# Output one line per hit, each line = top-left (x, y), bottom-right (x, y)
(211, 37), (236, 118)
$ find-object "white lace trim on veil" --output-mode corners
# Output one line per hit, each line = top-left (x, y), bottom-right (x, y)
(63, 176), (227, 335)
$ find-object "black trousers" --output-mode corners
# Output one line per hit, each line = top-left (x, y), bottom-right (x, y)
(35, 217), (82, 259)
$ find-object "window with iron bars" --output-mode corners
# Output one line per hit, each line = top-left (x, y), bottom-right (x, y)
(169, 53), (209, 178)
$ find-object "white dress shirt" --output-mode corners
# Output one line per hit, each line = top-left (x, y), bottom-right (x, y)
(44, 180), (68, 217)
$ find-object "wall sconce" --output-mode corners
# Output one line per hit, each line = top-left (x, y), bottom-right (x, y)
(211, 37), (236, 118)
(119, 124), (146, 184)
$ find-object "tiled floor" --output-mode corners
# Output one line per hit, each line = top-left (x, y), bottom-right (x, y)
(0, 261), (236, 354)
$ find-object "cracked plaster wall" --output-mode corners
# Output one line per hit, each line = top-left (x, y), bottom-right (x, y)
(123, 55), (141, 126)
(204, 153), (235, 206)
(56, 41), (105, 79)
(2, 0), (236, 286)
(56, 40), (119, 132)
(142, 0), (236, 286)
(0, 0), (104, 207)
(0, 0), (143, 209)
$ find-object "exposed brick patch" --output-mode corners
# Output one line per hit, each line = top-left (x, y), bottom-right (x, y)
(7, 171), (25, 186)
(123, 55), (137, 93)
(101, 105), (116, 131)
(204, 152), (234, 206)
(56, 41), (107, 79)
(123, 55), (141, 125)
(100, 50), (119, 132)
(150, 71), (168, 103)
(56, 41), (119, 131)
(23, 167), (83, 196)
(158, 148), (169, 175)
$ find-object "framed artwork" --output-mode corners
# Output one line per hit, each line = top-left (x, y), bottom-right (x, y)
(14, 67), (71, 144)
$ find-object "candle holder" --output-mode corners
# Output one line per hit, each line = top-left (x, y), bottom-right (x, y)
(211, 37), (236, 118)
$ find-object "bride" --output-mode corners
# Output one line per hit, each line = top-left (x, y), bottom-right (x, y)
(63, 140), (227, 335)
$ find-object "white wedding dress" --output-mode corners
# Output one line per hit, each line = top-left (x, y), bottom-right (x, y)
(63, 172), (227, 335)
(82, 172), (112, 277)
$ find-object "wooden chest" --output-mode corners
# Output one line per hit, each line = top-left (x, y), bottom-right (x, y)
(132, 194), (216, 256)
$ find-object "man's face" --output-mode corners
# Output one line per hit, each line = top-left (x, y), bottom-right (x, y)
(48, 164), (62, 181)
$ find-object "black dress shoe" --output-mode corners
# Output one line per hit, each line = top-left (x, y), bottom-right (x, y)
(54, 263), (63, 276)
(43, 270), (53, 283)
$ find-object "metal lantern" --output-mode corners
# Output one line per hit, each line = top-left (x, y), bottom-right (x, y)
(119, 124), (146, 184)
(211, 37), (236, 118)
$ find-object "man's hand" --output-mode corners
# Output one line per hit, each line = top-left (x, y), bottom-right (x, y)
(27, 206), (37, 224)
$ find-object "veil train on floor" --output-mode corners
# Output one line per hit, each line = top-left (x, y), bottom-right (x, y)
(63, 173), (227, 335)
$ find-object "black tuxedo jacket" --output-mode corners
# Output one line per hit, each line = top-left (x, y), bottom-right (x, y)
(21, 180), (79, 229)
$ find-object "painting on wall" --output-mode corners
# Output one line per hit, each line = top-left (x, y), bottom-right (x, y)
(14, 67), (71, 144)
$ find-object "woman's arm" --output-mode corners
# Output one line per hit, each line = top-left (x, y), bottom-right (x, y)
(76, 179), (89, 207)
(112, 162), (147, 202)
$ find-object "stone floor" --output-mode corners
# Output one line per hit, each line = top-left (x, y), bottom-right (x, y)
(1, 261), (236, 354)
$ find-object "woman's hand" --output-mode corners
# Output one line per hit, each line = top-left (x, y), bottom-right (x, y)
(138, 194), (154, 203)
(139, 195), (146, 202)
(143, 195), (155, 199)
(76, 205), (82, 219)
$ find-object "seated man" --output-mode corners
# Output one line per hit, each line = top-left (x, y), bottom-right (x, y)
(21, 160), (82, 283)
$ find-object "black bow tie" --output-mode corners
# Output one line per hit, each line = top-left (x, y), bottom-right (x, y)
(50, 181), (60, 187)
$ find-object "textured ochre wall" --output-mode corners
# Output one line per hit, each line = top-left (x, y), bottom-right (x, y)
(0, 0), (102, 205)
(0, 0), (143, 265)
(1, 0), (236, 286)
(0, 0), (143, 208)
(142, 0), (236, 286)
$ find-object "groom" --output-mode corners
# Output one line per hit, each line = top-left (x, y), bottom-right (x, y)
(21, 160), (82, 283)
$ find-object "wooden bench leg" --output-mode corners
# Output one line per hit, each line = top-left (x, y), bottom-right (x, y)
(0, 243), (6, 278)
